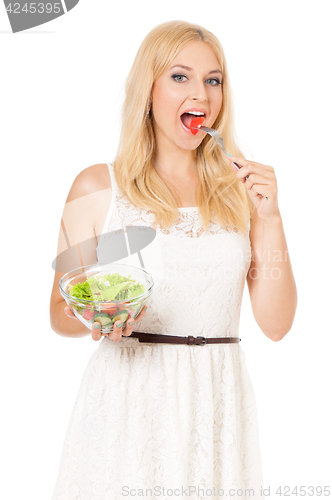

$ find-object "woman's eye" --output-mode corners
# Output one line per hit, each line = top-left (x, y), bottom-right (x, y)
(172, 74), (187, 82)
(206, 78), (221, 86)
(172, 75), (221, 85)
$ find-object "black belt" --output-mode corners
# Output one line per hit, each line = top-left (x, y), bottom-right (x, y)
(125, 332), (241, 345)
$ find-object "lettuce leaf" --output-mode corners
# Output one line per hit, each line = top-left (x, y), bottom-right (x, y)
(68, 272), (146, 301)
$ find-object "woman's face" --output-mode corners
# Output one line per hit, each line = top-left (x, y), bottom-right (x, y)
(151, 41), (223, 153)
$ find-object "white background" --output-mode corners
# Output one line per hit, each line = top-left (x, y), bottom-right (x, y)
(1, 0), (332, 498)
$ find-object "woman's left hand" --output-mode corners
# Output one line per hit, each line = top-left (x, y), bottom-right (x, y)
(227, 155), (280, 223)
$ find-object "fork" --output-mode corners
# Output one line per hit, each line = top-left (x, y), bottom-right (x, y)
(191, 125), (249, 181)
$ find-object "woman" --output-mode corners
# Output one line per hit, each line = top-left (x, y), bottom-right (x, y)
(50, 20), (297, 499)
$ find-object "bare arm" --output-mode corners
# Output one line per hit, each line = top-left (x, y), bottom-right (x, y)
(226, 153), (298, 342)
(50, 164), (103, 338)
(247, 208), (297, 342)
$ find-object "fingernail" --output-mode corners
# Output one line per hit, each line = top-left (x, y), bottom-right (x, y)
(94, 323), (100, 329)
(128, 321), (134, 326)
(117, 322), (122, 328)
(227, 153), (232, 157)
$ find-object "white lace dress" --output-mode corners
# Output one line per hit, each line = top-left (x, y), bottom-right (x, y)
(52, 163), (265, 500)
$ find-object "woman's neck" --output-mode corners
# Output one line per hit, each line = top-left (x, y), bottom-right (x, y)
(153, 147), (200, 208)
(153, 149), (197, 180)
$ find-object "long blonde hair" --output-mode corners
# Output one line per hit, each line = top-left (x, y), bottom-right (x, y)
(113, 20), (255, 234)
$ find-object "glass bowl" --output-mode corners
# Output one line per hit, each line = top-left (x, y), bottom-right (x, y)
(59, 263), (154, 335)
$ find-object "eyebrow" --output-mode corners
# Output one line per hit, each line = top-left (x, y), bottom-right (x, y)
(169, 64), (222, 75)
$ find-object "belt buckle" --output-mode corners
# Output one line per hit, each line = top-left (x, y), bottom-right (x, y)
(196, 336), (207, 346)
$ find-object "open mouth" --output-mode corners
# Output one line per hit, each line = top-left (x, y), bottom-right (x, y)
(180, 112), (206, 131)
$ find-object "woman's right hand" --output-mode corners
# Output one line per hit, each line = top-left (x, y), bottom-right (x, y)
(64, 305), (148, 342)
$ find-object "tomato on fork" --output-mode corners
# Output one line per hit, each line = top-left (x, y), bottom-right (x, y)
(190, 116), (205, 135)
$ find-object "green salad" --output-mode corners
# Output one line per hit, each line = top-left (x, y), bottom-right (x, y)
(68, 272), (146, 302)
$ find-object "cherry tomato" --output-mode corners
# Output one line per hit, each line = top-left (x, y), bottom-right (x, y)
(190, 116), (205, 135)
(83, 308), (96, 320)
(101, 301), (117, 315)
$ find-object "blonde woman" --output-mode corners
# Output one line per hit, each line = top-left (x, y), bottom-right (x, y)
(50, 20), (297, 499)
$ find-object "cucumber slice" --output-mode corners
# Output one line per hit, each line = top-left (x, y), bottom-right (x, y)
(110, 309), (129, 324)
(93, 312), (112, 326)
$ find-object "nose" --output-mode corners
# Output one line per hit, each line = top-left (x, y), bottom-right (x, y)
(189, 79), (208, 103)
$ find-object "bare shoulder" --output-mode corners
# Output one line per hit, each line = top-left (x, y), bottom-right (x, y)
(66, 163), (111, 204)
(65, 163), (112, 236)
